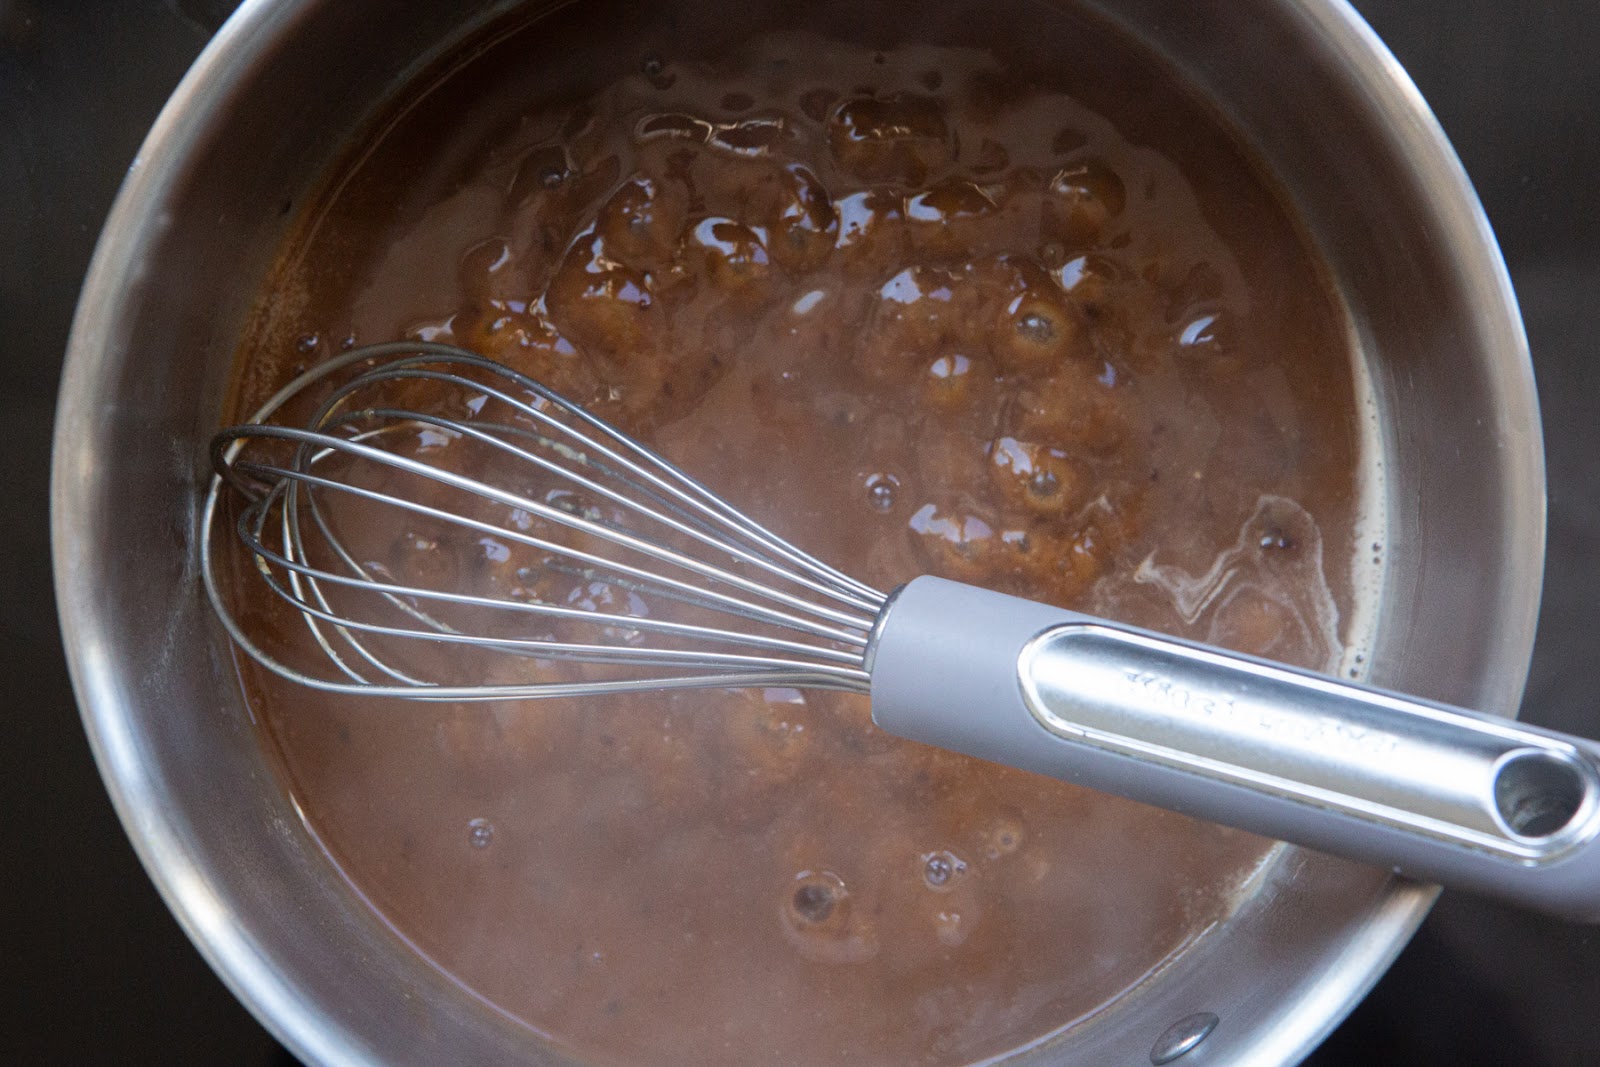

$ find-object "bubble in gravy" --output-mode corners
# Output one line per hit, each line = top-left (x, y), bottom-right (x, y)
(780, 870), (879, 964)
(708, 115), (791, 158)
(981, 815), (1025, 860)
(922, 850), (968, 890)
(641, 55), (674, 91)
(865, 472), (900, 512)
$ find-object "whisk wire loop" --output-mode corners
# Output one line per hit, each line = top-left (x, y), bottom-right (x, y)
(201, 342), (886, 701)
(220, 426), (877, 644)
(307, 354), (882, 609)
(231, 476), (869, 665)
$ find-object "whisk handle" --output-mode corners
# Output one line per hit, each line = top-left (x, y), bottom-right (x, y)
(868, 575), (1600, 923)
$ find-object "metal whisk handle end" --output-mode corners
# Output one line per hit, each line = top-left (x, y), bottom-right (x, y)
(869, 575), (1600, 922)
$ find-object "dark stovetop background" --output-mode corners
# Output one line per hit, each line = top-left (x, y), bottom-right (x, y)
(3, 1), (1596, 1061)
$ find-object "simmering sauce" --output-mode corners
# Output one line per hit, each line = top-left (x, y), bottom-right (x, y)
(229, 3), (1366, 1062)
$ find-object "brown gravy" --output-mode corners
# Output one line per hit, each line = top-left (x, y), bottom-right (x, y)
(229, 4), (1362, 1063)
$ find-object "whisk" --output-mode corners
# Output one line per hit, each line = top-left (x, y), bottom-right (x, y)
(204, 341), (1600, 921)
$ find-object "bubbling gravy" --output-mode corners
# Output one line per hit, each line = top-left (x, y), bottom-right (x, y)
(228, 5), (1373, 1063)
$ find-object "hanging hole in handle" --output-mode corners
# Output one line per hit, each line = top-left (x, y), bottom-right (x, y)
(1492, 749), (1590, 839)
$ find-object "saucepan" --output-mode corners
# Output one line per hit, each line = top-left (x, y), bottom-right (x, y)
(50, 0), (1541, 1062)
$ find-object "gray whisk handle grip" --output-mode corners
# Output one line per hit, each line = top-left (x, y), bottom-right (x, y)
(868, 575), (1600, 923)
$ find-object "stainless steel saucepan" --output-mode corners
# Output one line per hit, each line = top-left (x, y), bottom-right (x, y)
(51, 0), (1543, 1062)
